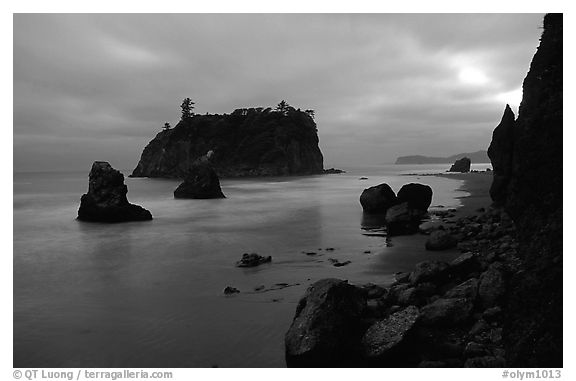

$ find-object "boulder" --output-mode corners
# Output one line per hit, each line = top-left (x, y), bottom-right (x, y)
(285, 279), (366, 367)
(397, 183), (433, 211)
(449, 157), (471, 173)
(361, 306), (420, 364)
(77, 161), (153, 223)
(425, 230), (457, 251)
(444, 278), (479, 300)
(478, 262), (506, 308)
(418, 297), (474, 326)
(174, 160), (226, 199)
(487, 105), (516, 206)
(385, 202), (426, 235)
(359, 183), (397, 214)
(235, 253), (272, 267)
(409, 261), (450, 285)
(449, 252), (481, 277)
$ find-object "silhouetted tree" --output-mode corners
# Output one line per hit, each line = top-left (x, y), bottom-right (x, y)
(181, 98), (195, 121)
(163, 122), (171, 131)
(275, 100), (290, 115)
(305, 109), (315, 119)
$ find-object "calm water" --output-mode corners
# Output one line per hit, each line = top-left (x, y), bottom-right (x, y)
(13, 164), (489, 367)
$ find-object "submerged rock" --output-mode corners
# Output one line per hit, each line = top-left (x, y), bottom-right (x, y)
(359, 183), (397, 214)
(449, 157), (471, 173)
(285, 279), (366, 367)
(223, 286), (240, 295)
(77, 161), (153, 223)
(173, 160), (226, 199)
(235, 253), (272, 267)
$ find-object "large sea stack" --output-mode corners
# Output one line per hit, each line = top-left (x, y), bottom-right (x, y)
(78, 161), (152, 222)
(131, 107), (324, 178)
(487, 105), (516, 206)
(488, 13), (562, 367)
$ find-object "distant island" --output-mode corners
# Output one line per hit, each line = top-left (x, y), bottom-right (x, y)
(395, 150), (489, 164)
(131, 100), (324, 178)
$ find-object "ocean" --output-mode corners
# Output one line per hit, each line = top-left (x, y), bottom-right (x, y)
(13, 163), (490, 367)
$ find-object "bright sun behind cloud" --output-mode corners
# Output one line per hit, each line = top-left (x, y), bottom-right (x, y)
(458, 67), (489, 85)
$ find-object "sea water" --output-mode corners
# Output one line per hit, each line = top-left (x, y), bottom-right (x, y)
(13, 163), (489, 367)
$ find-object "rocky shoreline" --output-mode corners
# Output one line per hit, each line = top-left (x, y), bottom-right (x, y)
(285, 172), (519, 367)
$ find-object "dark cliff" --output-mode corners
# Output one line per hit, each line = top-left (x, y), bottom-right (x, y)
(131, 107), (324, 178)
(489, 14), (562, 366)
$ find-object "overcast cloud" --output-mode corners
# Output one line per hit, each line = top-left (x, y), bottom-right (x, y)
(13, 13), (544, 171)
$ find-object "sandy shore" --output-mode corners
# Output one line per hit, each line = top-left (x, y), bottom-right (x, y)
(437, 171), (493, 217)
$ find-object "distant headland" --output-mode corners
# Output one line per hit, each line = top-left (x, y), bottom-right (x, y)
(395, 150), (489, 164)
(131, 100), (324, 178)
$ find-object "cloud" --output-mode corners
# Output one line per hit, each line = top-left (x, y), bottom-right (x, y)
(13, 13), (544, 171)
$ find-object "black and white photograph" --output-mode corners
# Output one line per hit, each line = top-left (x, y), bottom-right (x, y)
(10, 6), (565, 375)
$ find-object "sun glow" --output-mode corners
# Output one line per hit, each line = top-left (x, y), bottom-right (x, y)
(458, 67), (489, 85)
(497, 88), (523, 111)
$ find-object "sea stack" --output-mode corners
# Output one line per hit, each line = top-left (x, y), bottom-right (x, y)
(487, 105), (516, 206)
(77, 161), (152, 222)
(449, 157), (471, 173)
(173, 154), (226, 199)
(131, 105), (324, 178)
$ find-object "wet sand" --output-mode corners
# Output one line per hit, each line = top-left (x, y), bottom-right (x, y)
(438, 171), (493, 217)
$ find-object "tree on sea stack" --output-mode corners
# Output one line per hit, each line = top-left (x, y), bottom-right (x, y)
(181, 98), (195, 121)
(275, 100), (290, 115)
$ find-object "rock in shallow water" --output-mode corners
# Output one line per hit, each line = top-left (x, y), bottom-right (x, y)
(285, 279), (366, 367)
(397, 183), (433, 211)
(173, 160), (226, 199)
(359, 183), (397, 214)
(77, 161), (152, 223)
(235, 253), (272, 267)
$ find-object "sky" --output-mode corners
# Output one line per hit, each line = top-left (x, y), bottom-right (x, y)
(13, 13), (544, 172)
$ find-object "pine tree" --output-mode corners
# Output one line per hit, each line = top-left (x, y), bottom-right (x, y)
(181, 98), (195, 121)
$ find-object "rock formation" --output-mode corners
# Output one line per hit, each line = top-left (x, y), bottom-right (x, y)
(359, 183), (397, 214)
(449, 157), (471, 173)
(489, 13), (562, 367)
(173, 158), (226, 199)
(77, 161), (152, 222)
(487, 105), (516, 205)
(131, 107), (324, 178)
(397, 183), (433, 211)
(285, 205), (520, 367)
(285, 279), (366, 367)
